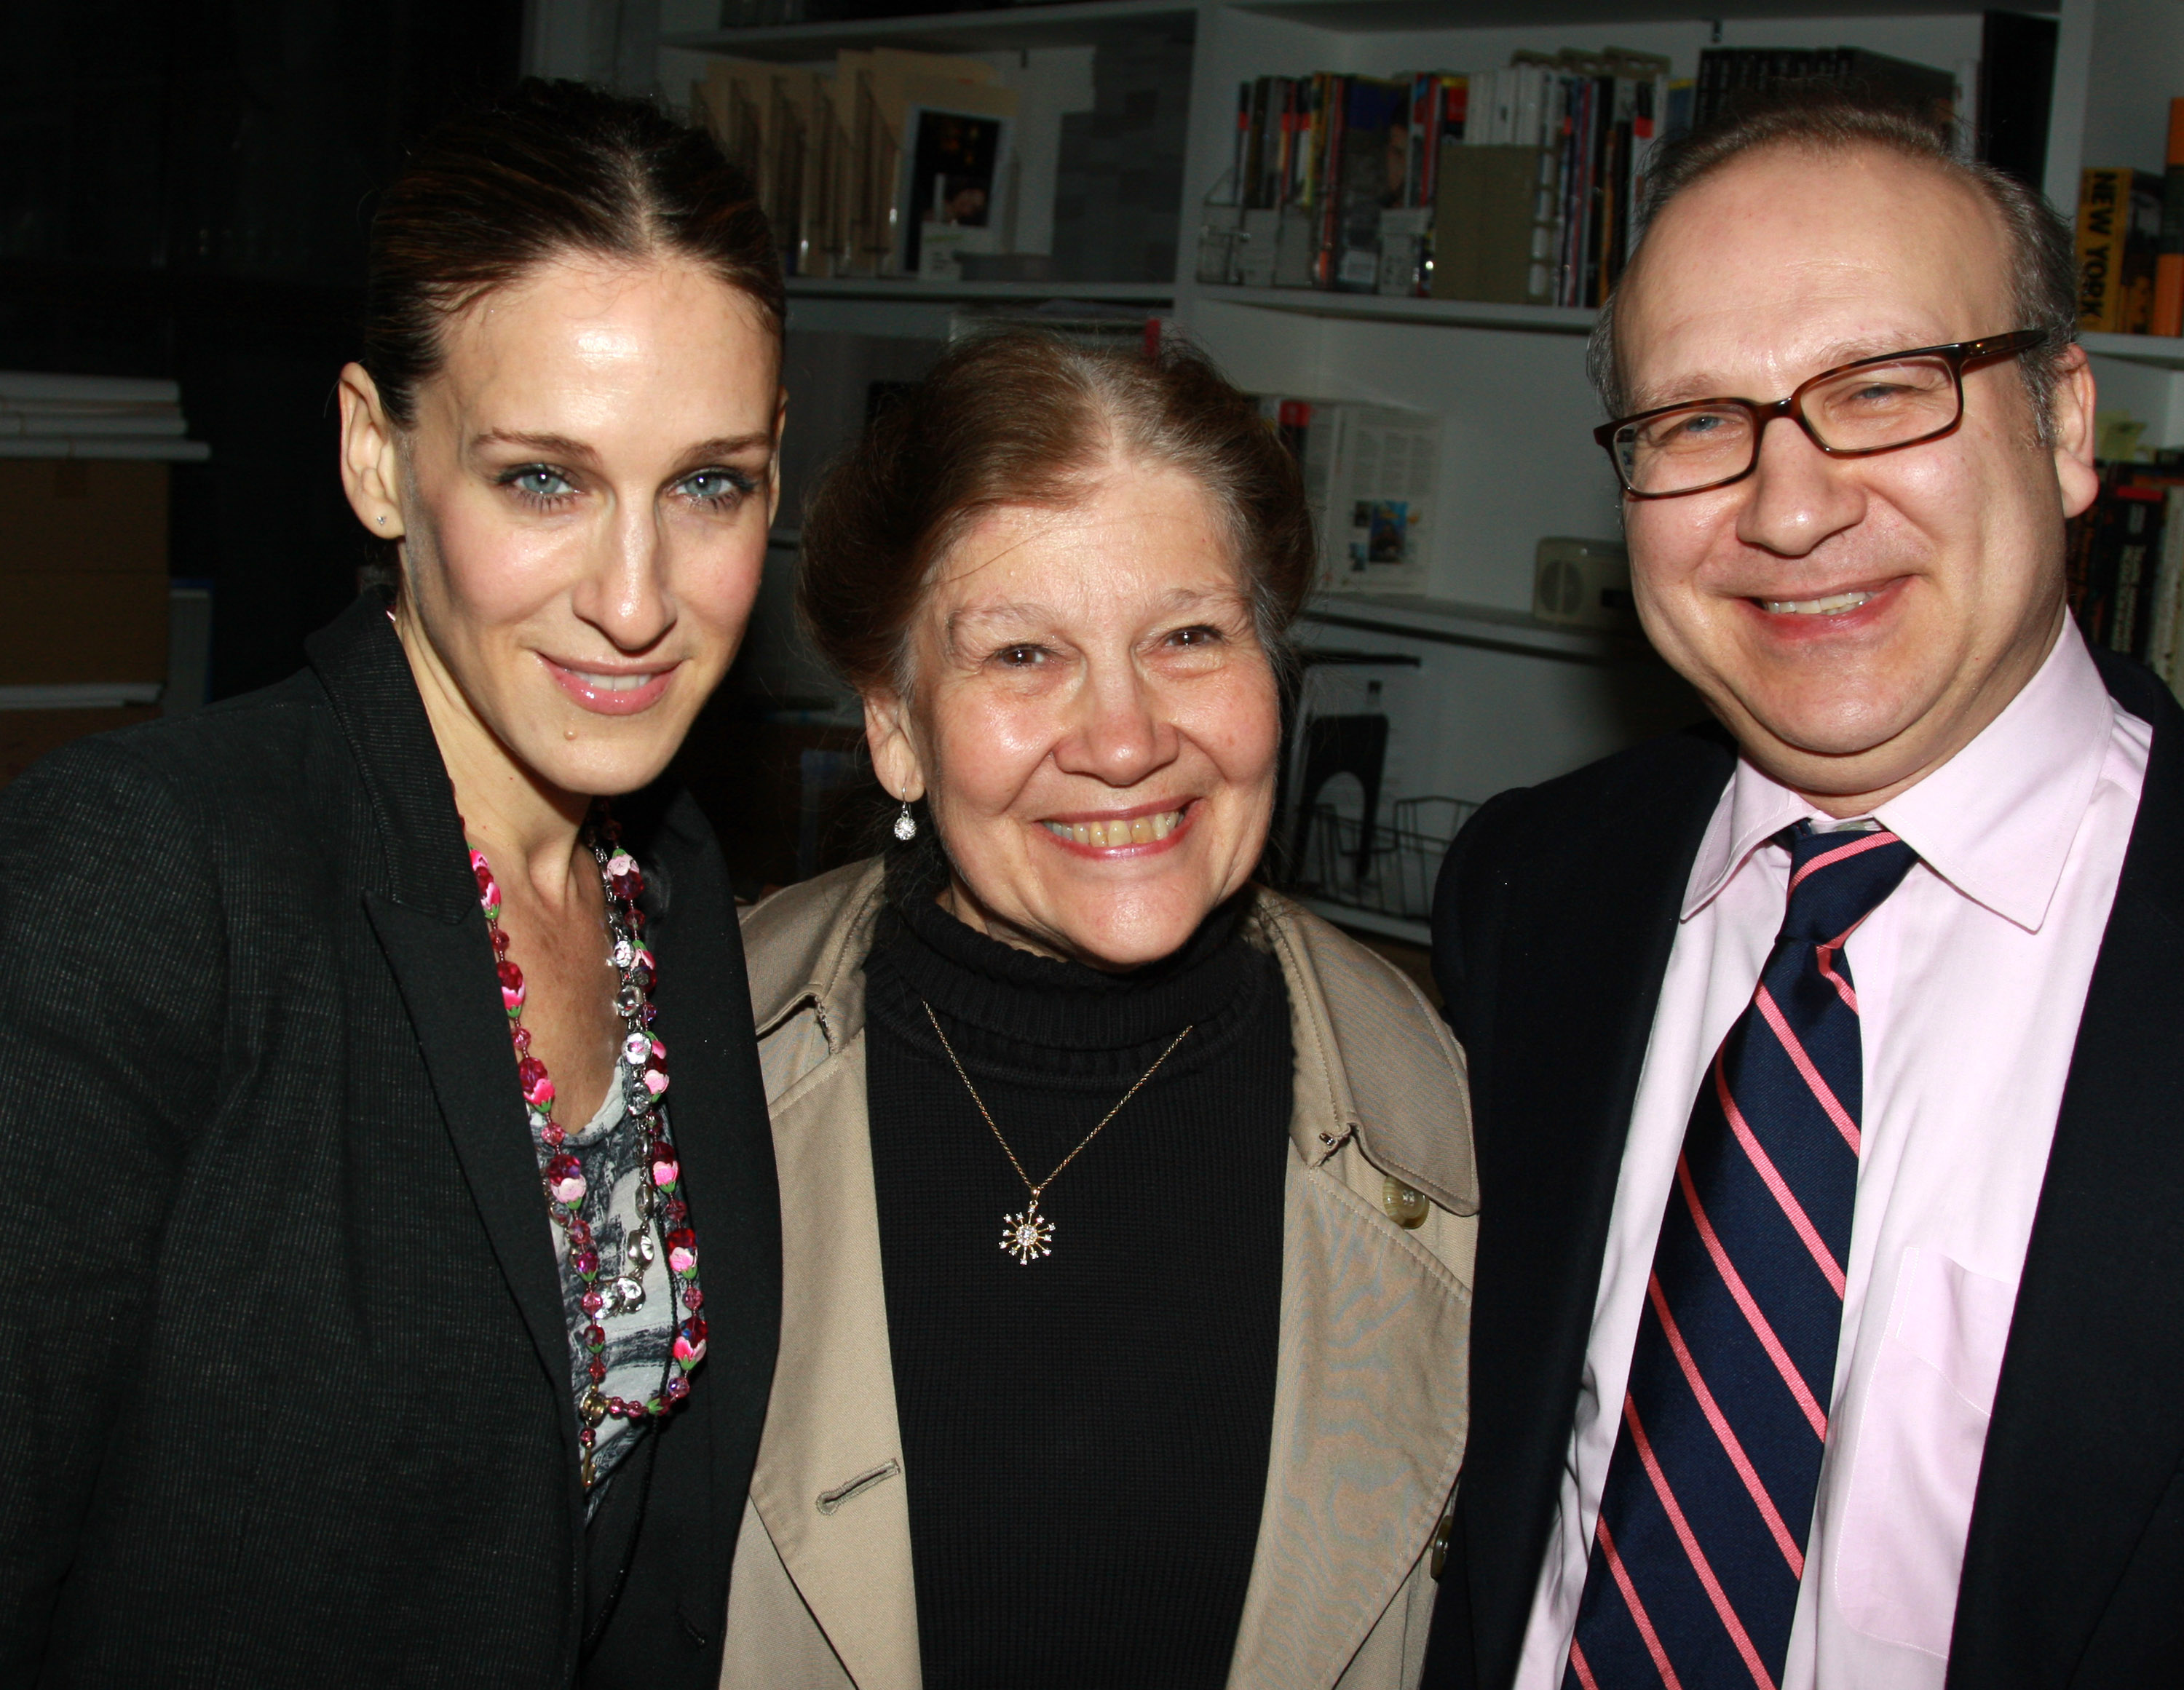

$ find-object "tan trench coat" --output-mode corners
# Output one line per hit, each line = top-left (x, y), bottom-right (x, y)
(719, 860), (1477, 1690)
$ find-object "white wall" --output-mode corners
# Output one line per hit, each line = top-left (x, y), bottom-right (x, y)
(1297, 619), (1704, 803)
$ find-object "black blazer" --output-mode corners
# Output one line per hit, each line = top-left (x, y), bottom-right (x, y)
(0, 592), (780, 1687)
(1425, 645), (2184, 1688)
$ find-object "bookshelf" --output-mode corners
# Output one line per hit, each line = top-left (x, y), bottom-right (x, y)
(657, 0), (2184, 879)
(1222, 0), (1995, 28)
(787, 277), (1175, 301)
(1305, 592), (1642, 662)
(2083, 330), (2184, 372)
(1195, 284), (1594, 331)
(662, 0), (1193, 60)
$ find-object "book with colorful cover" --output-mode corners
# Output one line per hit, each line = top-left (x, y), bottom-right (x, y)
(2077, 167), (2162, 333)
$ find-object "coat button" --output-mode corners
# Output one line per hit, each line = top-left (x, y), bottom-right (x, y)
(1431, 1477), (1461, 1580)
(1382, 1175), (1431, 1229)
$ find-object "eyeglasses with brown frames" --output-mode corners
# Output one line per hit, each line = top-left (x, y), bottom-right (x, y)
(1593, 330), (2046, 499)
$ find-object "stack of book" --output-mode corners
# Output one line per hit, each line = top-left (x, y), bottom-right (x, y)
(2076, 165), (2163, 334)
(2080, 98), (2184, 337)
(2068, 460), (2184, 699)
(1221, 71), (1463, 293)
(693, 48), (1018, 281)
(0, 373), (209, 461)
(1208, 49), (1675, 307)
(1688, 47), (1957, 133)
(1208, 41), (1974, 309)
(1439, 49), (1673, 309)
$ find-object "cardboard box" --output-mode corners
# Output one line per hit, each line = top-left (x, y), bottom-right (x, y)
(1432, 143), (1551, 306)
(0, 459), (167, 574)
(0, 571), (169, 683)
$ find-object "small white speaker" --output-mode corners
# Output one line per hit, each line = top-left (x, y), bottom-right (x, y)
(1533, 536), (1635, 631)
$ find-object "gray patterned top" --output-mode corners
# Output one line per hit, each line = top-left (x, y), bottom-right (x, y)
(548, 1057), (676, 1510)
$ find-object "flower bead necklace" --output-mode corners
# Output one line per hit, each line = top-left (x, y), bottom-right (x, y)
(468, 806), (708, 1491)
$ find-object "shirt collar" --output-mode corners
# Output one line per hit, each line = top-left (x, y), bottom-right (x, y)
(1682, 621), (2116, 932)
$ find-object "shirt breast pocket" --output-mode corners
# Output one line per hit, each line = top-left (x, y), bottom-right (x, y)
(1833, 1246), (2019, 1657)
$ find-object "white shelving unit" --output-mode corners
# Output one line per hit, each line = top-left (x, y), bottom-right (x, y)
(665, 0), (1192, 59)
(1195, 284), (1594, 332)
(662, 0), (2184, 857)
(2084, 328), (2184, 371)
(786, 277), (1175, 301)
(1307, 591), (1642, 662)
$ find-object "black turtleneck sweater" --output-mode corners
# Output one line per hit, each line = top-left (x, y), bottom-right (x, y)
(862, 877), (1291, 1690)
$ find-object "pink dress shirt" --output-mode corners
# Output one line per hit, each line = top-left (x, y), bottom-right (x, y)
(1512, 622), (2151, 1690)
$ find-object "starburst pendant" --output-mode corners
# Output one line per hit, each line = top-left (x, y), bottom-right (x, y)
(1000, 1202), (1055, 1264)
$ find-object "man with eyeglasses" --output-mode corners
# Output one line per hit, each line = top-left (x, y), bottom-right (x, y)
(1425, 91), (2184, 1690)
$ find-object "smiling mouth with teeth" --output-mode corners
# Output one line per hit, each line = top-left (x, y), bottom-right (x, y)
(1760, 590), (1878, 616)
(544, 657), (678, 715)
(1040, 809), (1184, 848)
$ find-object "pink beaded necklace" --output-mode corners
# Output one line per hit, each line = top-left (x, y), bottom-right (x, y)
(467, 807), (706, 1490)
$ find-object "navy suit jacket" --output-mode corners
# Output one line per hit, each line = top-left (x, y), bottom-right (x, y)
(1424, 645), (2184, 1688)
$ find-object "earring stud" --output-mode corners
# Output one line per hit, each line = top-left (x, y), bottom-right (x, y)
(893, 799), (918, 842)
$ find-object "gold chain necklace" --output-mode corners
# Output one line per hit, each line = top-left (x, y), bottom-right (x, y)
(921, 999), (1192, 1264)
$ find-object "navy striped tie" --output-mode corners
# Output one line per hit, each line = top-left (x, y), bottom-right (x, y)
(1564, 822), (1919, 1690)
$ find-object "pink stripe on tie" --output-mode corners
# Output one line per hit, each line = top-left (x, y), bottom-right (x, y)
(1787, 828), (1903, 893)
(1591, 1515), (1685, 1690)
(1647, 1273), (1806, 1576)
(1568, 1641), (1603, 1690)
(1622, 1397), (1779, 1690)
(1676, 1155), (1830, 1440)
(1752, 986), (1861, 1156)
(1814, 942), (1859, 1013)
(1712, 1056), (1847, 1296)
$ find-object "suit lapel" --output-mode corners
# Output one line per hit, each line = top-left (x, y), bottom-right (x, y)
(1230, 1157), (1470, 1690)
(1948, 654), (2184, 1684)
(748, 1031), (922, 1690)
(314, 595), (587, 1539)
(1227, 909), (1473, 1690)
(1455, 732), (1734, 1689)
(364, 892), (585, 1488)
(312, 591), (786, 1654)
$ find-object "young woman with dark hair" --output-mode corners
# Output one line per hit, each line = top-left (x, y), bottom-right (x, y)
(724, 330), (1477, 1689)
(0, 80), (784, 1686)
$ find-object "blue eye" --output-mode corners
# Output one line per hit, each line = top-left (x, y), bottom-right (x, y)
(678, 467), (759, 508)
(504, 466), (574, 502)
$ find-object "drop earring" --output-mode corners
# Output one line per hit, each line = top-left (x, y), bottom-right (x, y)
(893, 798), (918, 842)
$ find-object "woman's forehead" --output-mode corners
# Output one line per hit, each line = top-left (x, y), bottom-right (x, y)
(435, 253), (778, 409)
(941, 581), (1249, 645)
(927, 475), (1244, 611)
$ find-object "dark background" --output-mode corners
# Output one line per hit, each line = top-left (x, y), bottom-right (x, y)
(0, 0), (526, 699)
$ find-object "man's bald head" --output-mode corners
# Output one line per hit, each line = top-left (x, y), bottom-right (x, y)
(1591, 92), (2078, 440)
